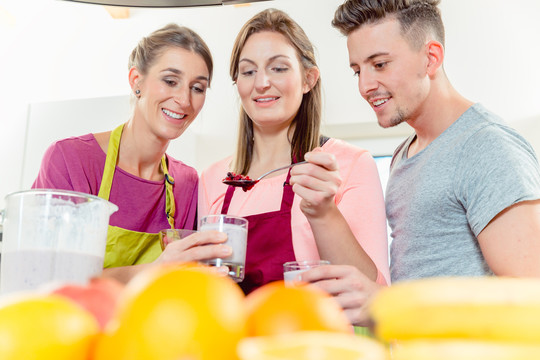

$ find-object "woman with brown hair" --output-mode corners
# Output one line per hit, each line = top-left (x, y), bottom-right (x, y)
(199, 9), (390, 295)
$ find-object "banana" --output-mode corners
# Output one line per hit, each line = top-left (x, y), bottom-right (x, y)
(237, 331), (390, 360)
(391, 339), (540, 360)
(369, 277), (540, 342)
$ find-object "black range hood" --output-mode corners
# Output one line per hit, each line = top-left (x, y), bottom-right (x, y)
(61, 0), (272, 7)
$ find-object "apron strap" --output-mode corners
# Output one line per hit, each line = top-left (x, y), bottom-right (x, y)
(221, 185), (236, 214)
(97, 123), (176, 228)
(280, 169), (295, 211)
(161, 155), (176, 229)
(98, 124), (124, 201)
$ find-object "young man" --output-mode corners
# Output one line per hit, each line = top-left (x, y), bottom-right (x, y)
(299, 0), (540, 326)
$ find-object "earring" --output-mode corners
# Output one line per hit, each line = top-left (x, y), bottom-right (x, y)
(135, 89), (140, 96)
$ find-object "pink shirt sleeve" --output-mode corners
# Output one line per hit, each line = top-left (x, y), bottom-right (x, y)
(198, 139), (390, 285)
(327, 139), (390, 285)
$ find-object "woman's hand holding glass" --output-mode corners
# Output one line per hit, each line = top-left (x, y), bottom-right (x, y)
(298, 264), (383, 327)
(289, 148), (342, 219)
(156, 230), (232, 269)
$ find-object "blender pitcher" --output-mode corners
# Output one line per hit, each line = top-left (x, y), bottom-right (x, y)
(0, 189), (118, 295)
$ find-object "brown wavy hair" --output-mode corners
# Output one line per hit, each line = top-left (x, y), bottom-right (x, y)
(230, 9), (321, 174)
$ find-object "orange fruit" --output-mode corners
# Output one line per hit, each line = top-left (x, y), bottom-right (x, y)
(93, 264), (247, 360)
(50, 276), (125, 329)
(237, 331), (389, 360)
(0, 294), (99, 360)
(245, 281), (352, 336)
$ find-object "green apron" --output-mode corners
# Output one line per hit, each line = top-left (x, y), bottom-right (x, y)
(98, 124), (176, 268)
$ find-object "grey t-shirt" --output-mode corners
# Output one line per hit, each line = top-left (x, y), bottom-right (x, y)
(386, 103), (540, 282)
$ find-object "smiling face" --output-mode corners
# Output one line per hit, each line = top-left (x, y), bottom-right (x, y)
(131, 46), (209, 140)
(347, 18), (431, 128)
(235, 31), (310, 132)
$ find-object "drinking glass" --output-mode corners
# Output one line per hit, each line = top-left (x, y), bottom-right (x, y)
(283, 260), (331, 286)
(159, 229), (197, 250)
(199, 215), (248, 282)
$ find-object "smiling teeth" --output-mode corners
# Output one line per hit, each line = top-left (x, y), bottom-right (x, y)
(255, 97), (277, 102)
(373, 99), (389, 107)
(162, 109), (185, 119)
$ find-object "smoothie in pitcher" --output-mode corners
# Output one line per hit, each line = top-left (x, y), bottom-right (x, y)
(1, 249), (104, 294)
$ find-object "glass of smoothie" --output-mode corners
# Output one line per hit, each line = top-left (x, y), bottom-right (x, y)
(198, 215), (248, 282)
(283, 260), (331, 286)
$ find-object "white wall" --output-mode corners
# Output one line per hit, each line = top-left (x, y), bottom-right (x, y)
(1, 0), (540, 209)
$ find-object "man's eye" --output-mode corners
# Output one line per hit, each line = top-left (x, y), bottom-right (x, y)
(374, 62), (387, 69)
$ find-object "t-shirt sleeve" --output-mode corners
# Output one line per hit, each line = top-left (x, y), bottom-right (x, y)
(182, 172), (199, 231)
(457, 125), (540, 236)
(198, 169), (212, 221)
(197, 157), (231, 222)
(334, 145), (391, 285)
(32, 136), (105, 194)
(32, 141), (76, 191)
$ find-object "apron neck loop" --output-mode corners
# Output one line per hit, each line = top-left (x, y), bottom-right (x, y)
(280, 169), (294, 210)
(97, 123), (176, 229)
(221, 185), (236, 214)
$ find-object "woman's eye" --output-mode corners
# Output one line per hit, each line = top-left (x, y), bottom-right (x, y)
(353, 70), (360, 77)
(240, 69), (255, 77)
(192, 85), (206, 94)
(272, 66), (288, 73)
(164, 79), (177, 86)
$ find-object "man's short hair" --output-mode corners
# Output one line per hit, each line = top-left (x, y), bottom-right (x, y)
(332, 0), (445, 49)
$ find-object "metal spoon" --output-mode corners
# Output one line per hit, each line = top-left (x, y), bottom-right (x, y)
(222, 161), (308, 191)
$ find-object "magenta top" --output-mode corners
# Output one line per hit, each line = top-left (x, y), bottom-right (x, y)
(32, 134), (198, 233)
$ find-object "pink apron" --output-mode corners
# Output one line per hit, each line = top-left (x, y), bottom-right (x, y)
(221, 170), (296, 294)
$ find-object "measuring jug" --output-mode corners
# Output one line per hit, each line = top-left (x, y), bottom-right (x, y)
(0, 189), (118, 295)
